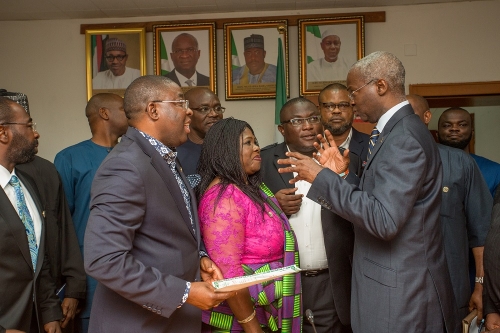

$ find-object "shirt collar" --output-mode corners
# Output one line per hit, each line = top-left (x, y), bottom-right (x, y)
(134, 128), (177, 164)
(338, 128), (353, 150)
(175, 71), (197, 86)
(0, 164), (16, 190)
(375, 100), (409, 133)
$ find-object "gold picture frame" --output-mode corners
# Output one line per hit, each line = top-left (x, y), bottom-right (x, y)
(85, 28), (146, 100)
(298, 16), (364, 96)
(153, 23), (216, 94)
(224, 20), (288, 100)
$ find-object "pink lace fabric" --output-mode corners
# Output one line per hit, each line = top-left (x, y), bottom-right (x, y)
(198, 184), (284, 279)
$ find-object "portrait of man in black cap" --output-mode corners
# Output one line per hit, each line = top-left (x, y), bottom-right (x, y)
(92, 37), (141, 90)
(232, 34), (277, 85)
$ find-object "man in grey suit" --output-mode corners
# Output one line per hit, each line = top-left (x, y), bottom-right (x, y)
(318, 83), (369, 169)
(84, 75), (234, 332)
(261, 97), (360, 333)
(0, 97), (62, 333)
(278, 51), (457, 332)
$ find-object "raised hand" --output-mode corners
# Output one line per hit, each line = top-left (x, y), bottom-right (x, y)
(313, 130), (350, 174)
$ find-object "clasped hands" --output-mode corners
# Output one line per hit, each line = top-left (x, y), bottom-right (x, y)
(277, 130), (350, 184)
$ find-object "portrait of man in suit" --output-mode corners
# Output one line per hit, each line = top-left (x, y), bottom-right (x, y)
(278, 51), (458, 333)
(164, 33), (210, 88)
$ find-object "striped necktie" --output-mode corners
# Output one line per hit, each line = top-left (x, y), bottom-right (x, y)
(9, 175), (38, 270)
(185, 79), (194, 87)
(368, 127), (380, 159)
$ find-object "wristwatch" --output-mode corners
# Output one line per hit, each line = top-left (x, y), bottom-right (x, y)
(475, 276), (484, 285)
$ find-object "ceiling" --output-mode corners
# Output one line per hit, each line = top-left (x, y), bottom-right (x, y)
(0, 0), (491, 21)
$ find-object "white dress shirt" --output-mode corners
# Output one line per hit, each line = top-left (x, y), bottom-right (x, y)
(175, 71), (197, 87)
(1, 165), (42, 246)
(287, 146), (328, 270)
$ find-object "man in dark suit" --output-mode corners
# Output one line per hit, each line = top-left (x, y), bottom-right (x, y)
(318, 83), (369, 169)
(408, 94), (491, 326)
(278, 51), (457, 332)
(261, 97), (360, 333)
(17, 156), (87, 333)
(165, 33), (210, 88)
(3, 90), (87, 333)
(484, 189), (500, 331)
(0, 97), (62, 333)
(84, 75), (234, 332)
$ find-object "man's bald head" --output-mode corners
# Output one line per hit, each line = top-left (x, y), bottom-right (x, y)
(407, 94), (431, 126)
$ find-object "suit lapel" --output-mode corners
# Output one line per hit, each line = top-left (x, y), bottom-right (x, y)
(0, 171), (45, 273)
(273, 143), (293, 189)
(128, 129), (196, 239)
(363, 105), (414, 171)
(349, 130), (364, 158)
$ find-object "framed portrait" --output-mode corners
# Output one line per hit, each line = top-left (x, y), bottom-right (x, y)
(153, 23), (216, 94)
(85, 28), (146, 100)
(298, 16), (364, 96)
(224, 20), (288, 100)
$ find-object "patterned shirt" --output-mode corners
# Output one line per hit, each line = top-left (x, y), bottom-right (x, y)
(135, 128), (193, 308)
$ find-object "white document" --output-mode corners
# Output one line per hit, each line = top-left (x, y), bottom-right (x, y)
(213, 265), (301, 292)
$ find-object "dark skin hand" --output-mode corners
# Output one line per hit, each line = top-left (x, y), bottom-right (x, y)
(487, 312), (500, 331)
(274, 188), (303, 215)
(60, 297), (79, 328)
(43, 321), (61, 333)
(277, 130), (350, 184)
(186, 257), (236, 310)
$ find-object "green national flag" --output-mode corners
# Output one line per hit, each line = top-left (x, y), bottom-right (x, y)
(160, 34), (171, 75)
(231, 32), (240, 70)
(306, 25), (322, 64)
(274, 35), (286, 143)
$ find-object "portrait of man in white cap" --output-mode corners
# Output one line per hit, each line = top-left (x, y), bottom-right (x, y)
(307, 28), (351, 84)
(232, 34), (277, 85)
(93, 37), (141, 90)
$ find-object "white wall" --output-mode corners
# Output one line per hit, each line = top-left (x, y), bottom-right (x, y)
(1, 0), (499, 162)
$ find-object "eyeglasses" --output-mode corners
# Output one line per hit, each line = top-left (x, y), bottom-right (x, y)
(281, 115), (321, 126)
(105, 55), (127, 61)
(151, 100), (190, 110)
(190, 106), (226, 115)
(348, 79), (378, 100)
(0, 122), (37, 132)
(320, 102), (351, 113)
(172, 48), (198, 55)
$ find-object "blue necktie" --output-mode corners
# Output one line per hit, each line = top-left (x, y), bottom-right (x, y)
(368, 128), (380, 159)
(9, 175), (38, 270)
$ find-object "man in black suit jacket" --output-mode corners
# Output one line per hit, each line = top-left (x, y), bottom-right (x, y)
(165, 33), (210, 88)
(17, 156), (87, 332)
(4, 91), (86, 333)
(318, 83), (369, 169)
(261, 97), (361, 333)
(0, 97), (62, 333)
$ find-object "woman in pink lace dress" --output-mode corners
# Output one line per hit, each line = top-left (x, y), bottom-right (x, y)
(196, 118), (302, 333)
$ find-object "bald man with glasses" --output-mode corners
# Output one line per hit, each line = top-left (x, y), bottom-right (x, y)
(177, 87), (224, 178)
